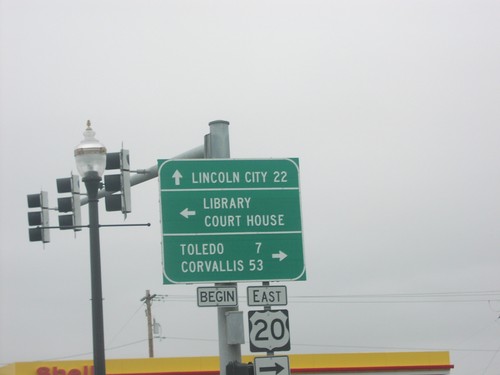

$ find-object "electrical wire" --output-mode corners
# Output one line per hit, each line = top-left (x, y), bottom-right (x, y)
(106, 339), (149, 352)
(155, 290), (500, 304)
(286, 290), (500, 304)
(15, 328), (500, 363)
(12, 290), (500, 363)
(292, 290), (500, 298)
(108, 302), (146, 345)
(26, 339), (150, 361)
(292, 341), (500, 353)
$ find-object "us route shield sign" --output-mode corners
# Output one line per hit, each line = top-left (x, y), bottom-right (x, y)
(158, 158), (306, 284)
(248, 309), (291, 352)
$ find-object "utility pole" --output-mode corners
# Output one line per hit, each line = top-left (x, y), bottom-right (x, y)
(140, 289), (157, 358)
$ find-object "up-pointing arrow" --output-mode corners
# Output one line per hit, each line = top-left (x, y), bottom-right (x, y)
(172, 170), (183, 186)
(180, 208), (196, 219)
(259, 363), (285, 375)
(272, 251), (288, 262)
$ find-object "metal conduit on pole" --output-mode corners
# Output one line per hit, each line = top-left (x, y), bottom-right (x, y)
(205, 120), (242, 375)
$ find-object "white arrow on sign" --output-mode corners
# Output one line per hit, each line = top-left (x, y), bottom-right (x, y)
(172, 170), (183, 185)
(259, 363), (284, 374)
(254, 357), (290, 375)
(180, 208), (196, 218)
(272, 251), (288, 261)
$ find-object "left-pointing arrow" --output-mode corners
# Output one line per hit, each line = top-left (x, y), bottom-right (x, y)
(180, 208), (196, 218)
(259, 363), (285, 375)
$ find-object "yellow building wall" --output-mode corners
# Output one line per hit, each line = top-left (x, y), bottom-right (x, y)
(287, 351), (451, 370)
(0, 352), (452, 375)
(0, 364), (15, 375)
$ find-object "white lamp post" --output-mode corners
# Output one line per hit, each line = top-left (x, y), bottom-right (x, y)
(74, 121), (107, 375)
(75, 120), (107, 178)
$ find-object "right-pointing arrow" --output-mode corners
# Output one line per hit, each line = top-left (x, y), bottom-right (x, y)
(272, 251), (288, 261)
(259, 363), (285, 375)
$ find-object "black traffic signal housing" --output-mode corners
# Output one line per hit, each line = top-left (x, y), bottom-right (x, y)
(104, 149), (131, 216)
(226, 361), (254, 375)
(56, 174), (82, 231)
(27, 191), (50, 243)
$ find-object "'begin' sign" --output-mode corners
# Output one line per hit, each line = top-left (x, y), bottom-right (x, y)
(197, 286), (238, 307)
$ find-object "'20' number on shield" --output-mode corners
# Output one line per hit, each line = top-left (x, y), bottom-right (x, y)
(254, 317), (286, 341)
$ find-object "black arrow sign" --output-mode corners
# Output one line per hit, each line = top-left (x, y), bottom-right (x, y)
(259, 363), (285, 375)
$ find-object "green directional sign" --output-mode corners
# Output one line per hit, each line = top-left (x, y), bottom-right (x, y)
(158, 158), (306, 284)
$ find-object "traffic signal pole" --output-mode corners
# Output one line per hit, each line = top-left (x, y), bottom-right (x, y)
(83, 172), (106, 375)
(205, 120), (243, 375)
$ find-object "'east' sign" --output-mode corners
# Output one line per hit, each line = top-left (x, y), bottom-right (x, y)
(247, 286), (287, 306)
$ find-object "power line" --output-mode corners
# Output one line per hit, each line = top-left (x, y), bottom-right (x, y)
(292, 342), (500, 353)
(24, 339), (151, 362)
(108, 302), (145, 345)
(287, 290), (500, 304)
(288, 299), (500, 304)
(290, 290), (500, 299)
(11, 332), (500, 363)
(107, 339), (149, 352)
(154, 290), (500, 304)
(14, 290), (499, 363)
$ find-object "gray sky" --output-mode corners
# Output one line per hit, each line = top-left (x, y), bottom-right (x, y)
(1, 0), (499, 374)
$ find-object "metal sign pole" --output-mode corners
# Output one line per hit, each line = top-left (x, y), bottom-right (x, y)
(206, 120), (242, 375)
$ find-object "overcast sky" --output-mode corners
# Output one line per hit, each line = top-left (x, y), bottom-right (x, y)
(1, 1), (499, 374)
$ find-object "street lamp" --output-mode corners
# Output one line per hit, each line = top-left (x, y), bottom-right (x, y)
(74, 120), (107, 375)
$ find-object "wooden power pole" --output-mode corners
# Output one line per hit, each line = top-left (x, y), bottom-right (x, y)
(140, 290), (157, 358)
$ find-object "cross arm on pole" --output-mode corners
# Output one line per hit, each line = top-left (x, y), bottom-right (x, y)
(80, 145), (204, 206)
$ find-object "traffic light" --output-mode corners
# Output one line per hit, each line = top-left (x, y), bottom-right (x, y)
(104, 149), (131, 215)
(56, 174), (82, 231)
(226, 362), (254, 375)
(27, 191), (50, 243)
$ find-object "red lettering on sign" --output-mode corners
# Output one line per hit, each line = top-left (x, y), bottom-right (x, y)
(35, 366), (92, 375)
